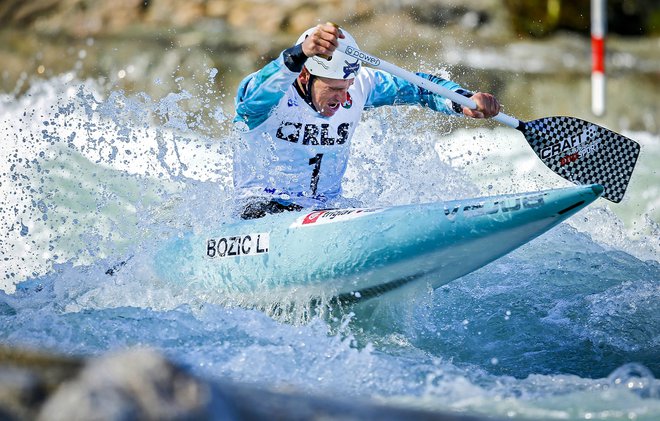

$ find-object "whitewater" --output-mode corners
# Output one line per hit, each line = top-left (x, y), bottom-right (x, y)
(1, 70), (659, 420)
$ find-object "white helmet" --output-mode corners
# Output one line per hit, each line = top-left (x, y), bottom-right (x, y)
(296, 26), (361, 80)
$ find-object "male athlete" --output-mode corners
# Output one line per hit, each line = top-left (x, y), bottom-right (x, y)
(234, 23), (500, 219)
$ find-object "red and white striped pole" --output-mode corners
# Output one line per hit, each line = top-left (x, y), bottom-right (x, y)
(591, 0), (606, 116)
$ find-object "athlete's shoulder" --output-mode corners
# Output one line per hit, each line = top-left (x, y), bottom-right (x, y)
(234, 53), (301, 128)
(348, 68), (380, 100)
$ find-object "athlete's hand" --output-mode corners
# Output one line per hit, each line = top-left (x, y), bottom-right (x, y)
(463, 92), (501, 119)
(301, 23), (344, 58)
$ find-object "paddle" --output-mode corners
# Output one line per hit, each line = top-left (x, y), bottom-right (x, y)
(336, 41), (640, 203)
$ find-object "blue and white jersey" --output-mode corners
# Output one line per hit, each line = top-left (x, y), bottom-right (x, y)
(233, 50), (467, 208)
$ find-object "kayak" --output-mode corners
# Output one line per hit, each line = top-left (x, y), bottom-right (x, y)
(154, 184), (603, 305)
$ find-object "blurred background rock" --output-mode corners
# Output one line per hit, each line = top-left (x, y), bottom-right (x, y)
(0, 345), (493, 421)
(0, 0), (658, 131)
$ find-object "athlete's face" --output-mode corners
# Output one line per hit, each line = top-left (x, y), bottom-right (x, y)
(310, 76), (354, 117)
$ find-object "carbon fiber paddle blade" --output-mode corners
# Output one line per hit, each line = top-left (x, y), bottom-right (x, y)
(521, 116), (640, 203)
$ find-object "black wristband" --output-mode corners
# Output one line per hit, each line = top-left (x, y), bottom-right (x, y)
(283, 43), (308, 73)
(451, 89), (474, 114)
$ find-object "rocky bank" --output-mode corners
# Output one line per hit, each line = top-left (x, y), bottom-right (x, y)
(0, 0), (658, 131)
(0, 346), (493, 421)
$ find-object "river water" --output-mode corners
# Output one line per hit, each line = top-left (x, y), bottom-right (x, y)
(1, 43), (659, 420)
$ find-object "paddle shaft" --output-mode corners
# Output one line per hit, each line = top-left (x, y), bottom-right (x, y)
(337, 42), (522, 129)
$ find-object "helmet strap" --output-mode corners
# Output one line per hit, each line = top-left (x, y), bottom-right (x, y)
(294, 73), (318, 113)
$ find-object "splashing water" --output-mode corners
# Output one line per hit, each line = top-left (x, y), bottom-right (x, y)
(1, 72), (659, 421)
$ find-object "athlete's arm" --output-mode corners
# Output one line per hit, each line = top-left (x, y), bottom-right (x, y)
(361, 69), (474, 115)
(234, 44), (309, 130)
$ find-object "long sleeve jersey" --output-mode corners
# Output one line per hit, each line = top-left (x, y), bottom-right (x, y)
(233, 46), (469, 208)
